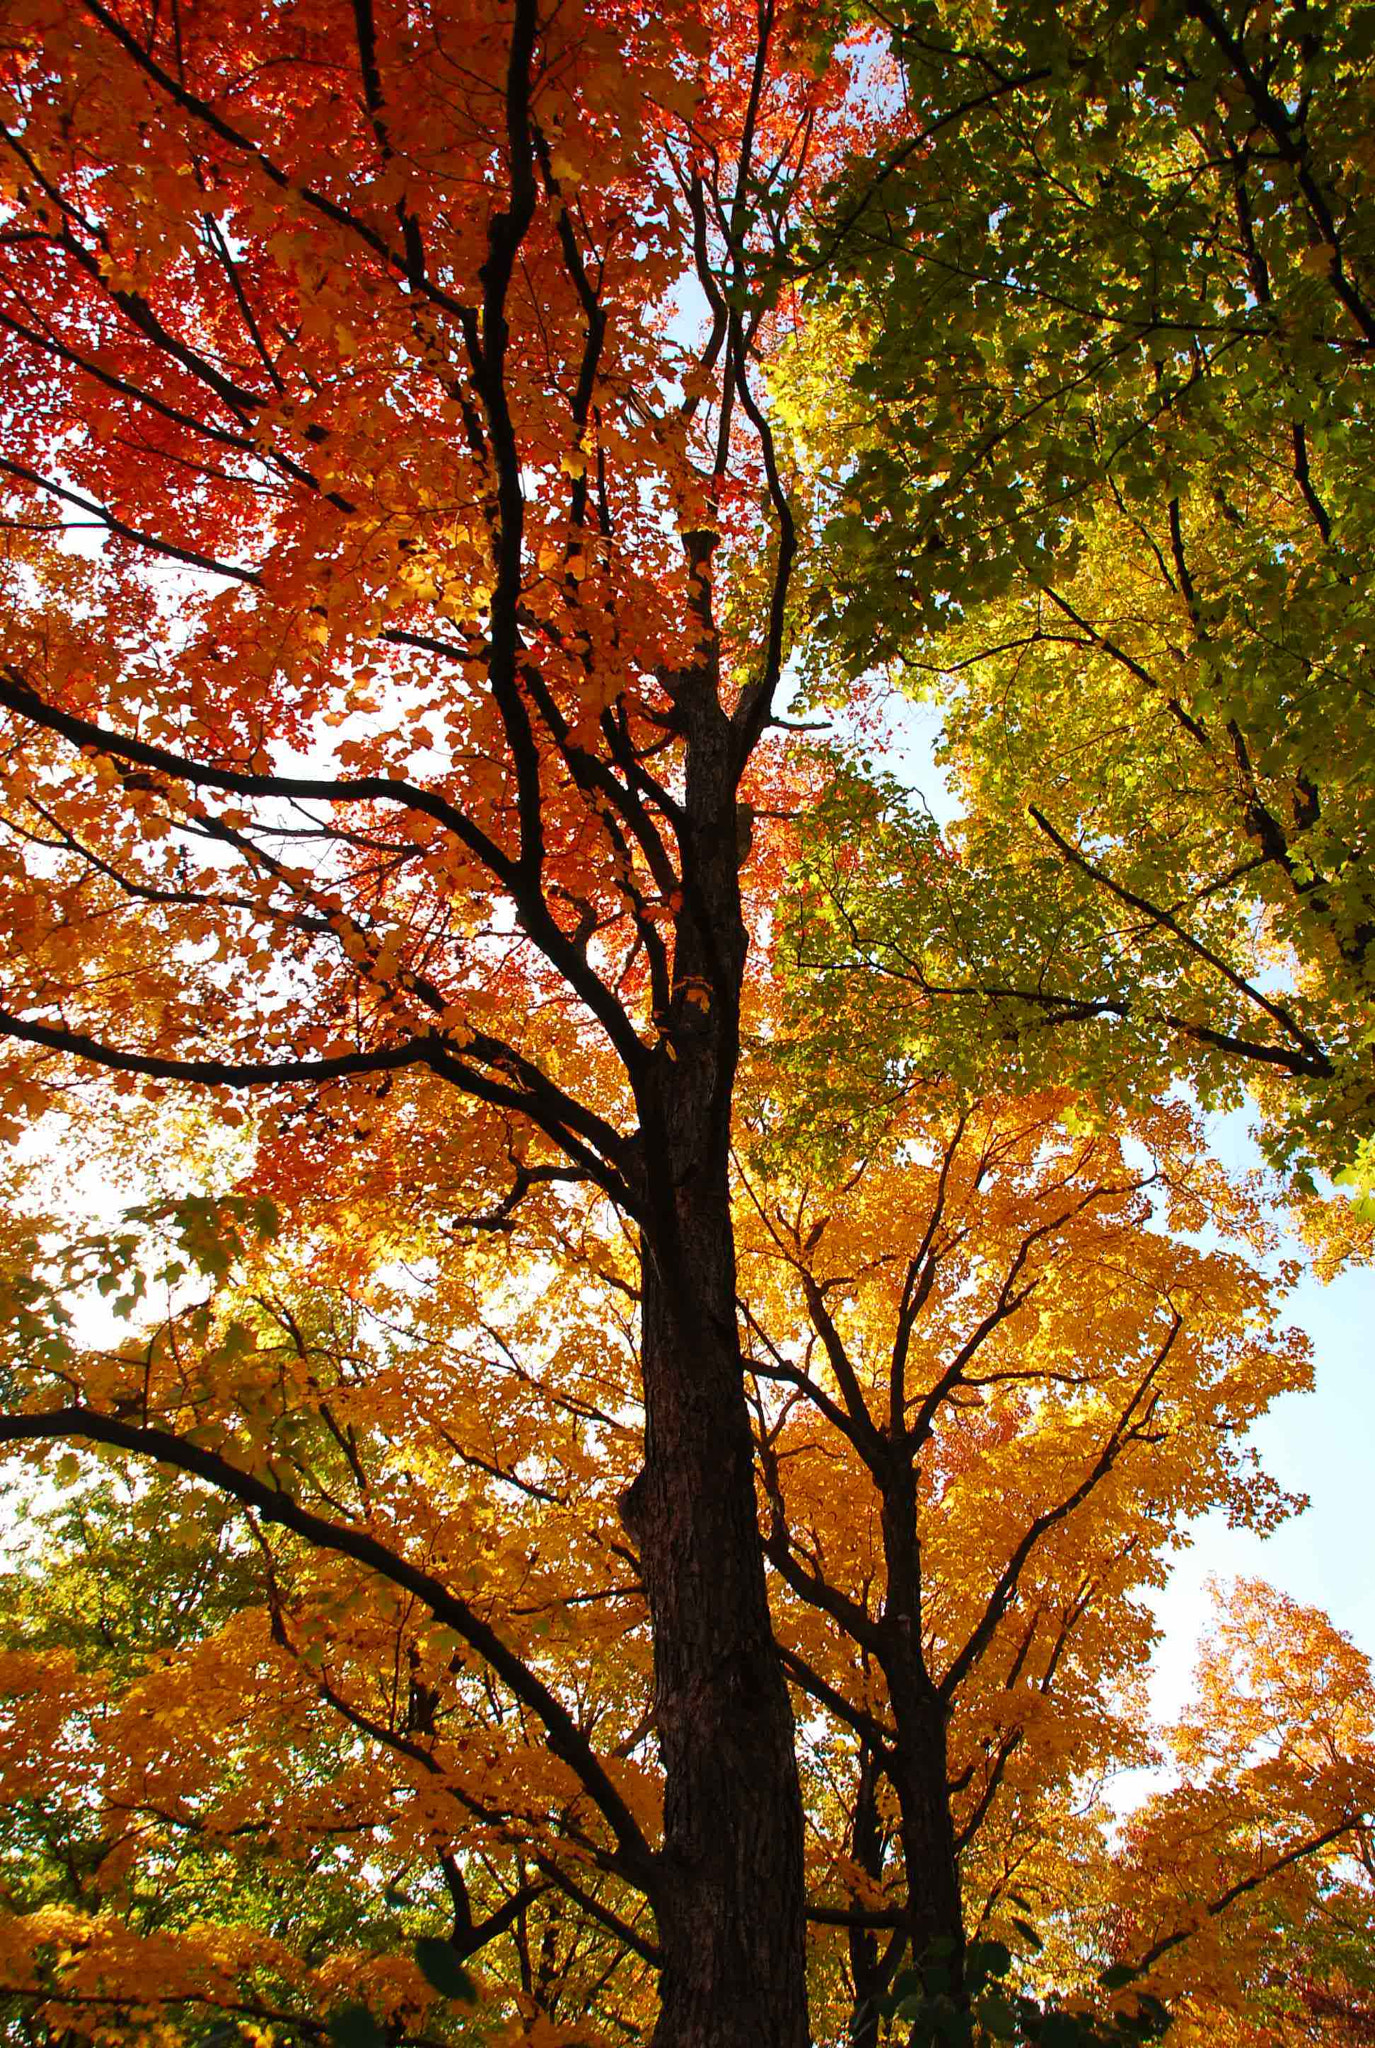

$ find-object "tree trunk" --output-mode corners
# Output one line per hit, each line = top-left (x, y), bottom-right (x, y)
(621, 703), (809, 2045)
(879, 1470), (964, 1979)
(848, 1740), (889, 2048)
(625, 1143), (807, 2047)
(886, 1677), (963, 1976)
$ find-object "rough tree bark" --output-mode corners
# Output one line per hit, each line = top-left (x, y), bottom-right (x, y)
(622, 681), (809, 2048)
(879, 1463), (965, 1981)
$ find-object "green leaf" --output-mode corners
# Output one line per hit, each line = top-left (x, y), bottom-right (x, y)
(967, 1937), (1014, 1986)
(325, 2005), (386, 2048)
(978, 1991), (1020, 2041)
(1039, 2015), (1091, 2048)
(1010, 1917), (1044, 1951)
(1098, 1962), (1138, 1990)
(933, 2001), (975, 2047)
(414, 1937), (477, 2003)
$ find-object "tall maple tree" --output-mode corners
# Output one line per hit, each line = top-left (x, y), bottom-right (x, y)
(728, 1075), (1357, 2034)
(0, 0), (883, 2039)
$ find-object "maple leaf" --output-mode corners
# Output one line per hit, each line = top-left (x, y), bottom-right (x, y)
(787, 0), (1375, 1208)
(0, 1), (1370, 2043)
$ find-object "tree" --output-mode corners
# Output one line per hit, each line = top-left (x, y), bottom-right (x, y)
(10, 1105), (1375, 2048)
(728, 1075), (1353, 2036)
(1105, 1580), (1375, 2046)
(788, 0), (1375, 1191)
(6, 1085), (1371, 2048)
(0, 1193), (663, 2045)
(2, 0), (1372, 2039)
(0, 0), (882, 2038)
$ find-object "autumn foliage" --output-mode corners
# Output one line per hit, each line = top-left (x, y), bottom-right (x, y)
(1, 0), (1373, 2044)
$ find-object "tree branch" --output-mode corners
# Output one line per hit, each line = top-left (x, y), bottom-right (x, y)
(0, 1404), (657, 1892)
